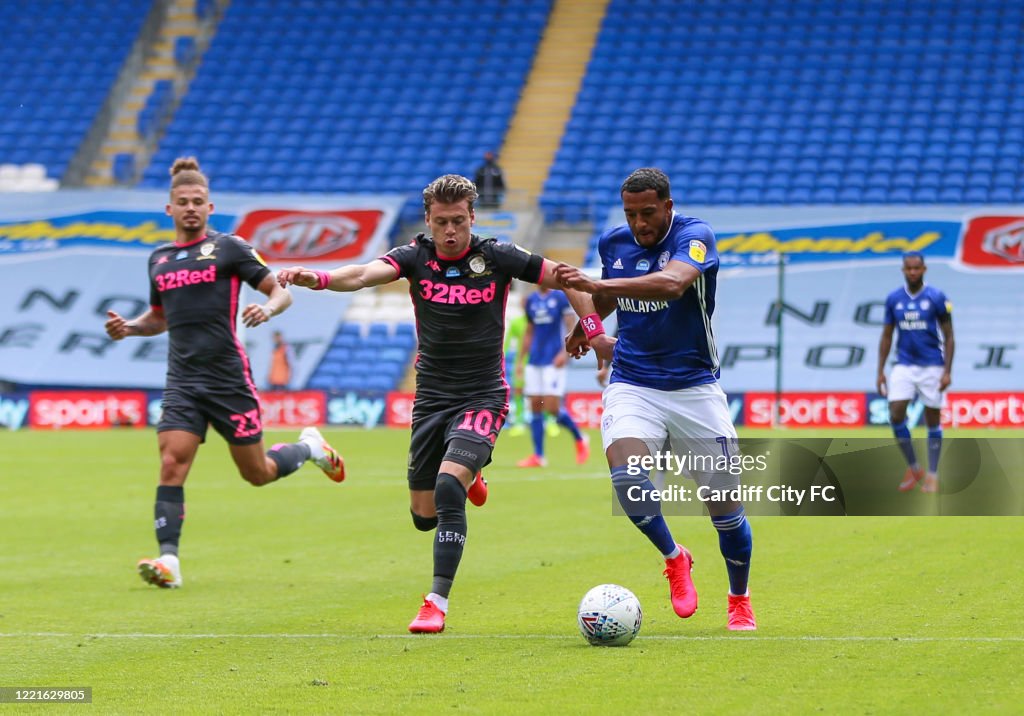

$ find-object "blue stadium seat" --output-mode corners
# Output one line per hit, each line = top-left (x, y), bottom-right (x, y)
(538, 0), (1024, 210)
(0, 1), (150, 178)
(142, 0), (552, 192)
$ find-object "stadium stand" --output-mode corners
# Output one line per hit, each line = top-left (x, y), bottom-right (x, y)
(0, 0), (152, 184)
(307, 291), (417, 393)
(542, 0), (1024, 229)
(8, 0), (1021, 391)
(139, 0), (553, 198)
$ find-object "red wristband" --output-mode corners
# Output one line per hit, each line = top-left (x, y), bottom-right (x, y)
(581, 313), (605, 340)
(312, 270), (331, 290)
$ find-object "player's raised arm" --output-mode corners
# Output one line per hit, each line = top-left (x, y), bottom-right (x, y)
(105, 308), (167, 340)
(560, 259), (699, 301)
(277, 259), (399, 292)
(546, 261), (617, 362)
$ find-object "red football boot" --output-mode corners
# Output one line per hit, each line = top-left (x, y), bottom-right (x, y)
(663, 545), (698, 618)
(408, 597), (446, 633)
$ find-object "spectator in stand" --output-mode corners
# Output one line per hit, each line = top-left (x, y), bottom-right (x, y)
(474, 151), (506, 209)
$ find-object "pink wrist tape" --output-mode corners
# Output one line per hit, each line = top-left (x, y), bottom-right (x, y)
(313, 270), (331, 290)
(581, 313), (605, 340)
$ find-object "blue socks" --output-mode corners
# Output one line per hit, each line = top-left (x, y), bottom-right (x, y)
(891, 420), (918, 468)
(530, 414), (545, 457)
(610, 466), (677, 557)
(893, 419), (942, 473)
(555, 408), (584, 442)
(712, 506), (752, 596)
(611, 466), (754, 594)
(927, 426), (942, 473)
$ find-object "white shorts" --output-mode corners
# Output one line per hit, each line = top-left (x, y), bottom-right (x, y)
(888, 364), (945, 408)
(524, 364), (567, 397)
(602, 381), (739, 487)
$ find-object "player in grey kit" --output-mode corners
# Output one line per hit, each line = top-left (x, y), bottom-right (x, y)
(105, 157), (344, 589)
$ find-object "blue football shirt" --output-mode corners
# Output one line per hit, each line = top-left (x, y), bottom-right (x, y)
(599, 212), (720, 391)
(525, 289), (571, 365)
(883, 285), (951, 367)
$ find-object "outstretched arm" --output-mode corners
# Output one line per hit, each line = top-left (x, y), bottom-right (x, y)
(556, 260), (699, 301)
(241, 273), (294, 328)
(540, 260), (618, 363)
(105, 308), (167, 340)
(278, 260), (399, 292)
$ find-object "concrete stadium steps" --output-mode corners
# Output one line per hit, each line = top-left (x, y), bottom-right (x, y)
(85, 0), (219, 187)
(501, 0), (610, 200)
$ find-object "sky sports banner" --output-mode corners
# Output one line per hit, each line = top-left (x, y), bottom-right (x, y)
(600, 206), (1024, 392)
(0, 389), (391, 431)
(0, 190), (403, 389)
(2, 389), (1021, 431)
(562, 391), (1024, 430)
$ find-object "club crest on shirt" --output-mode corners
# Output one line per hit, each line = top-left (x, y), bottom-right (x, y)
(657, 251), (670, 269)
(636, 259), (650, 271)
(689, 240), (707, 263)
(197, 242), (217, 261)
(468, 254), (490, 277)
(920, 299), (930, 309)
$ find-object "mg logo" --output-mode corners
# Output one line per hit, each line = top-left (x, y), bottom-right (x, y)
(982, 219), (1024, 262)
(234, 209), (383, 261)
(962, 215), (1024, 266)
(250, 214), (360, 258)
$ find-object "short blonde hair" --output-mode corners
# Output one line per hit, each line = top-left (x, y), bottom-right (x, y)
(169, 156), (209, 193)
(423, 174), (478, 213)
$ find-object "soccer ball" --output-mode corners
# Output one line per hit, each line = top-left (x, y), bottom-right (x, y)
(577, 584), (642, 646)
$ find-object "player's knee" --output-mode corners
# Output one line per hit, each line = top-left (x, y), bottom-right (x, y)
(434, 473), (467, 514)
(410, 510), (438, 531)
(159, 453), (191, 482)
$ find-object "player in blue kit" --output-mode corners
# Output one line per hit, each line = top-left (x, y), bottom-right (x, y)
(517, 287), (590, 467)
(555, 168), (756, 631)
(876, 252), (954, 493)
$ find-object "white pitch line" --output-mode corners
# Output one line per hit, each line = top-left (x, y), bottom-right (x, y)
(1, 633), (1021, 643)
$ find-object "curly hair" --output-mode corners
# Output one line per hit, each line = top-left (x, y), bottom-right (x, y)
(423, 174), (478, 213)
(620, 167), (671, 200)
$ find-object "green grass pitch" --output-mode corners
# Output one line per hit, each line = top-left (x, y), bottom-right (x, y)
(1, 427), (1021, 713)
